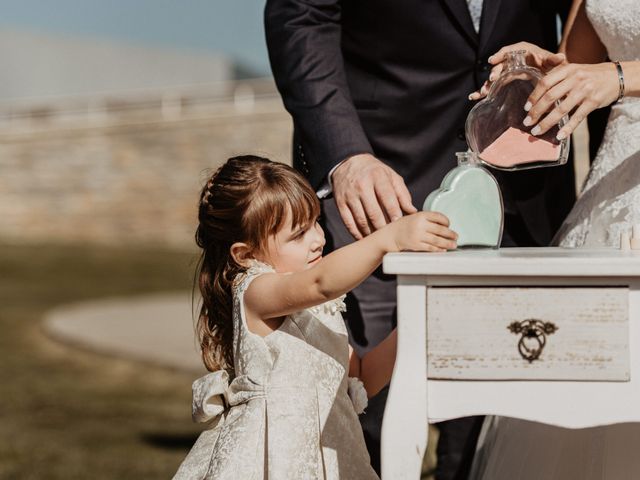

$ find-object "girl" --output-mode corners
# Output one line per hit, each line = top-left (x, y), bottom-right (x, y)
(174, 155), (457, 479)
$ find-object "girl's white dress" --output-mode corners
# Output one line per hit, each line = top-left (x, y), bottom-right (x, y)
(173, 262), (378, 479)
(471, 1), (640, 479)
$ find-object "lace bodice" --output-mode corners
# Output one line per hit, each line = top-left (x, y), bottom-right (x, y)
(587, 0), (640, 62)
(554, 1), (640, 248)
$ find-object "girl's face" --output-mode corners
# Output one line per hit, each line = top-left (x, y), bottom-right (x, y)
(260, 212), (325, 274)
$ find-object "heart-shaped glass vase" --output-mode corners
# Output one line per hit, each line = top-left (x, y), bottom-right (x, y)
(466, 50), (570, 170)
(423, 152), (503, 248)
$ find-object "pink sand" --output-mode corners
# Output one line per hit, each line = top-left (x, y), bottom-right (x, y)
(480, 127), (559, 167)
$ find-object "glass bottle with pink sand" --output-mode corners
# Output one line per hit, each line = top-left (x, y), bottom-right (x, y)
(465, 50), (570, 170)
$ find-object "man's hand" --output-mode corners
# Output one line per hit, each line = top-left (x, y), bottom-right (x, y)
(331, 153), (417, 239)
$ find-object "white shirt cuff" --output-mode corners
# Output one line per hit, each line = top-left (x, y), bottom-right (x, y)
(316, 161), (344, 199)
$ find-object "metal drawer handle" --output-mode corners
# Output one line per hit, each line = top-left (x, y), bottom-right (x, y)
(507, 319), (558, 363)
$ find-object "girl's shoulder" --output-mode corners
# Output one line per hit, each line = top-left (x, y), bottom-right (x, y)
(233, 260), (275, 294)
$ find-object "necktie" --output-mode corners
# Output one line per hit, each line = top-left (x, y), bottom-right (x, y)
(466, 0), (483, 33)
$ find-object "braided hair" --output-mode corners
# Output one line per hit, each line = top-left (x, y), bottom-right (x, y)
(195, 155), (320, 373)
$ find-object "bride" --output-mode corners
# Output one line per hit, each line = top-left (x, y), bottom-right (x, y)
(468, 0), (639, 478)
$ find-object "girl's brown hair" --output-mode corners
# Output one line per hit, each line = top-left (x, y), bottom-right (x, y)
(196, 155), (320, 373)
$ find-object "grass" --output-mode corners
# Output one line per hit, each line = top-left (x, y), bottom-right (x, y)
(0, 243), (202, 479)
(0, 242), (440, 479)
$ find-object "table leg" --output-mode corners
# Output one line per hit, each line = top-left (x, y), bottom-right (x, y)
(381, 278), (428, 479)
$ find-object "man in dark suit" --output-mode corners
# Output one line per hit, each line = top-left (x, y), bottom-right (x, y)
(265, 1), (574, 478)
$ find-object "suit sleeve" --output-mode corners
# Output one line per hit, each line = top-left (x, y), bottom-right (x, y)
(264, 0), (373, 186)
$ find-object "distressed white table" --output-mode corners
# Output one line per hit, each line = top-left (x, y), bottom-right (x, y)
(380, 247), (640, 479)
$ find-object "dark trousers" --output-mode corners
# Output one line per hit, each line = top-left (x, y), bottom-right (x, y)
(321, 197), (536, 479)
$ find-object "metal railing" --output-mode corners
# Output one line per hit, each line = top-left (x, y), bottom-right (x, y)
(0, 77), (284, 133)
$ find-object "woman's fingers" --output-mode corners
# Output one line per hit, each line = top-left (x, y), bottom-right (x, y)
(541, 52), (567, 71)
(488, 42), (534, 65)
(469, 63), (504, 99)
(469, 81), (491, 100)
(524, 77), (575, 127)
(488, 63), (503, 82)
(526, 63), (616, 138)
(556, 102), (593, 140)
(525, 64), (573, 111)
(531, 92), (580, 137)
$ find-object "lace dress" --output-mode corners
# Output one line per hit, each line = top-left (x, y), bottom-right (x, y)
(173, 262), (378, 480)
(470, 2), (640, 478)
(553, 0), (640, 247)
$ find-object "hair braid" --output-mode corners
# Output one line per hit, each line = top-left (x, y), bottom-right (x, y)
(194, 155), (320, 374)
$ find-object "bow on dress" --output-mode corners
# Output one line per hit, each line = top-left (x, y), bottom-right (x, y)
(192, 370), (266, 424)
(192, 370), (230, 423)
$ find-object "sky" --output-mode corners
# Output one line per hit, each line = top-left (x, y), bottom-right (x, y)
(0, 0), (271, 75)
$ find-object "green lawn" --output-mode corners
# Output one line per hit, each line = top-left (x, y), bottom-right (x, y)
(0, 243), (202, 479)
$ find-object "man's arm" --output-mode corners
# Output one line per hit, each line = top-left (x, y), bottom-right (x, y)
(265, 0), (417, 239)
(264, 0), (373, 180)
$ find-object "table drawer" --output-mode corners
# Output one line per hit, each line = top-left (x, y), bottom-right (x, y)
(426, 287), (629, 381)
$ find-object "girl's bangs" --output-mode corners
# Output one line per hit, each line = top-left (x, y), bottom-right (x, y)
(250, 173), (320, 246)
(287, 179), (320, 230)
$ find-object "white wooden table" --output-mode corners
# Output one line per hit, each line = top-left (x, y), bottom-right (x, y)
(380, 247), (640, 479)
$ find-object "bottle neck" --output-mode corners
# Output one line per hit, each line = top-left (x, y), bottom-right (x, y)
(456, 151), (480, 166)
(504, 50), (527, 72)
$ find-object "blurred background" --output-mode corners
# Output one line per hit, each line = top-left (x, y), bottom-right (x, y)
(0, 2), (590, 479)
(0, 1), (291, 478)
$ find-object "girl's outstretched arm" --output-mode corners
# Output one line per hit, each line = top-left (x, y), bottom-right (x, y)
(244, 211), (456, 323)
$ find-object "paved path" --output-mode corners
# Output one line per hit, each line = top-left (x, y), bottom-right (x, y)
(41, 126), (592, 376)
(44, 292), (206, 373)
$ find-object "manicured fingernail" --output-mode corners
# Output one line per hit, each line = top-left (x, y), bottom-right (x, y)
(524, 101), (532, 112)
(488, 55), (494, 62)
(523, 116), (532, 126)
(556, 131), (566, 140)
(468, 94), (474, 100)
(531, 125), (541, 136)
(489, 73), (496, 81)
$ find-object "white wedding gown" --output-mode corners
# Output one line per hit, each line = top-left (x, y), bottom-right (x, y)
(470, 1), (640, 479)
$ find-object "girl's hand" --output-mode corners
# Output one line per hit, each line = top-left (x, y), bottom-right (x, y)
(469, 42), (567, 101)
(389, 211), (457, 252)
(523, 62), (620, 140)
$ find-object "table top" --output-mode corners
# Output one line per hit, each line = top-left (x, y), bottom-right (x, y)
(383, 247), (640, 277)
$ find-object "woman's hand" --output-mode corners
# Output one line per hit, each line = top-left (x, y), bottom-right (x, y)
(469, 42), (567, 101)
(388, 211), (457, 252)
(523, 62), (620, 140)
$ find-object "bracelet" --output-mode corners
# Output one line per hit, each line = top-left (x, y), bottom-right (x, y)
(614, 61), (625, 102)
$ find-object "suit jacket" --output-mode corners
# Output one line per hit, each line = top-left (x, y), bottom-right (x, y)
(265, 0), (575, 246)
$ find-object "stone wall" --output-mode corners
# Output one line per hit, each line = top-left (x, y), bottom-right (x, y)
(0, 97), (292, 248)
